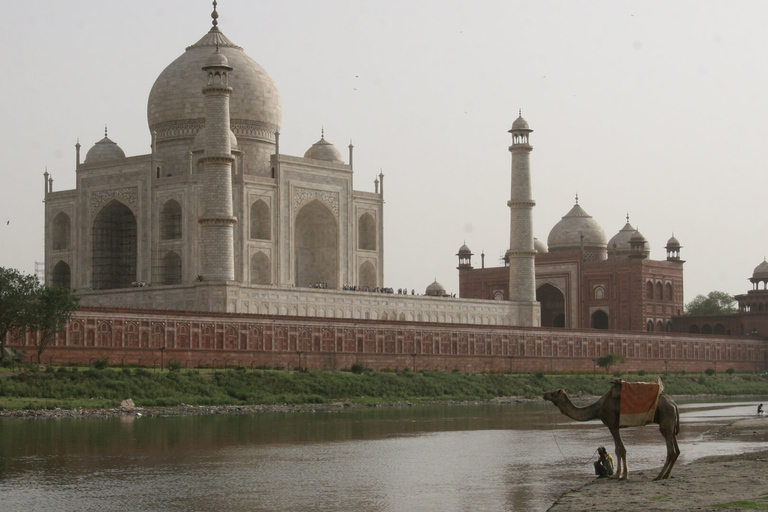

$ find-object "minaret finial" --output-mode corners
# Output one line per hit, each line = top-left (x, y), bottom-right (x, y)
(518, 108), (522, 117)
(626, 212), (630, 223)
(105, 125), (108, 138)
(321, 127), (325, 139)
(575, 193), (579, 204)
(211, 1), (219, 28)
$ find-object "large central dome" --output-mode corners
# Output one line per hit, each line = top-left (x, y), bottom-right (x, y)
(147, 25), (281, 143)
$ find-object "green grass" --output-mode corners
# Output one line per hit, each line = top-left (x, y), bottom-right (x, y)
(713, 501), (768, 509)
(0, 366), (766, 411)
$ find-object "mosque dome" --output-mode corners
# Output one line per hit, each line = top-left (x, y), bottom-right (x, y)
(304, 134), (344, 163)
(425, 280), (447, 297)
(547, 200), (607, 256)
(534, 238), (548, 254)
(147, 22), (281, 142)
(84, 134), (126, 164)
(608, 217), (650, 259)
(458, 244), (472, 256)
(753, 259), (768, 280)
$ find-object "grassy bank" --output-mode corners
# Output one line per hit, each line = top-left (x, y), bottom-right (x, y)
(1, 365), (767, 411)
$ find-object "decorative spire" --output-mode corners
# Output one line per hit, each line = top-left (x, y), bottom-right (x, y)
(211, 0), (219, 29)
(518, 108), (522, 117)
(321, 127), (325, 140)
(104, 125), (108, 138)
(626, 212), (630, 223)
(575, 193), (579, 205)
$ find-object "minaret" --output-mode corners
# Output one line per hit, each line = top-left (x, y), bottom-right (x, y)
(198, 47), (237, 281)
(507, 111), (537, 310)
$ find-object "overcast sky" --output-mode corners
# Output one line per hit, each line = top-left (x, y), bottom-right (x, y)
(2, 0), (767, 302)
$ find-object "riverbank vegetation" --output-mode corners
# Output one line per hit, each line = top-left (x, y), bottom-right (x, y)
(1, 363), (767, 411)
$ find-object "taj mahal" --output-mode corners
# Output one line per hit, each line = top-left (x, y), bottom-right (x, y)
(42, 3), (540, 327)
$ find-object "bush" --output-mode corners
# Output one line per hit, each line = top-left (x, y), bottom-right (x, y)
(167, 359), (182, 372)
(349, 364), (366, 374)
(91, 357), (110, 370)
(725, 367), (735, 375)
(705, 368), (716, 376)
(637, 370), (647, 376)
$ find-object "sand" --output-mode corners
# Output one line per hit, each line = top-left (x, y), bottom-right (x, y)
(548, 417), (768, 511)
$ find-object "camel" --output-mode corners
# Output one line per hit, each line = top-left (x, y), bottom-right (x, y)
(543, 382), (680, 480)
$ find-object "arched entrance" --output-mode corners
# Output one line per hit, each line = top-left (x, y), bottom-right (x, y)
(536, 283), (565, 328)
(295, 200), (338, 288)
(591, 310), (609, 330)
(92, 200), (137, 289)
(52, 261), (71, 289)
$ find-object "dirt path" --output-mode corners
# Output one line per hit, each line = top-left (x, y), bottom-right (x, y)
(548, 417), (768, 511)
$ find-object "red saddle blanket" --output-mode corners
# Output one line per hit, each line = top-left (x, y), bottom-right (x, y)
(619, 381), (662, 427)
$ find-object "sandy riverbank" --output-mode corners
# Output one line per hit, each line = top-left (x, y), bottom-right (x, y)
(548, 417), (768, 512)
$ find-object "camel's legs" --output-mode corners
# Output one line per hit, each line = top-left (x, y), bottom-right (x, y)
(654, 405), (680, 480)
(609, 427), (628, 480)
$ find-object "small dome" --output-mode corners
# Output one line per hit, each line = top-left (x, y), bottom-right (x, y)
(753, 259), (768, 280)
(666, 235), (680, 248)
(534, 238), (548, 254)
(204, 49), (231, 69)
(304, 135), (344, 163)
(458, 244), (472, 255)
(608, 218), (650, 259)
(547, 201), (607, 257)
(85, 135), (126, 164)
(425, 280), (447, 296)
(510, 114), (531, 131)
(630, 230), (647, 243)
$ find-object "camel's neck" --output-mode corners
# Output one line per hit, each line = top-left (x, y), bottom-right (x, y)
(555, 393), (606, 422)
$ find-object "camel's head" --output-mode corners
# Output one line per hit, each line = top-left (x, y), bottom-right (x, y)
(543, 389), (568, 403)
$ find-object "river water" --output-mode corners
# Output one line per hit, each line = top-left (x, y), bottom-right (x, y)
(0, 399), (766, 511)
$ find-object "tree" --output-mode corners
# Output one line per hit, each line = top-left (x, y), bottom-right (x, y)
(0, 267), (39, 361)
(596, 353), (625, 373)
(684, 291), (736, 315)
(30, 286), (80, 363)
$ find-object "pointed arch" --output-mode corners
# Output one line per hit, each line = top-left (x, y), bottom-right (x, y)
(358, 212), (376, 250)
(160, 199), (182, 240)
(250, 252), (271, 284)
(646, 281), (654, 299)
(359, 261), (376, 289)
(295, 199), (338, 288)
(52, 212), (71, 250)
(537, 283), (566, 328)
(665, 282), (673, 301)
(52, 260), (71, 289)
(92, 200), (136, 289)
(250, 200), (271, 240)
(161, 251), (182, 285)
(655, 281), (663, 301)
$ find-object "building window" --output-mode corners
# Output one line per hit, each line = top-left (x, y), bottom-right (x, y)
(594, 286), (605, 300)
(358, 213), (376, 250)
(52, 212), (71, 250)
(160, 200), (182, 240)
(250, 200), (271, 240)
(646, 281), (654, 299)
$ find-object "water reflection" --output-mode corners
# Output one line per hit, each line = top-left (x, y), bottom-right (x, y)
(0, 399), (765, 512)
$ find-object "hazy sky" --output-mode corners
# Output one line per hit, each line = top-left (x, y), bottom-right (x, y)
(2, 0), (767, 302)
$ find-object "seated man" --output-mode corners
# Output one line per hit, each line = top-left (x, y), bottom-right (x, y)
(594, 446), (614, 478)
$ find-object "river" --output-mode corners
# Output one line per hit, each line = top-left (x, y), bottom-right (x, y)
(0, 399), (765, 511)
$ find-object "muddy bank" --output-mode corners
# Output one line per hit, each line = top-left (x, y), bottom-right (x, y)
(549, 417), (768, 512)
(0, 396), (538, 420)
